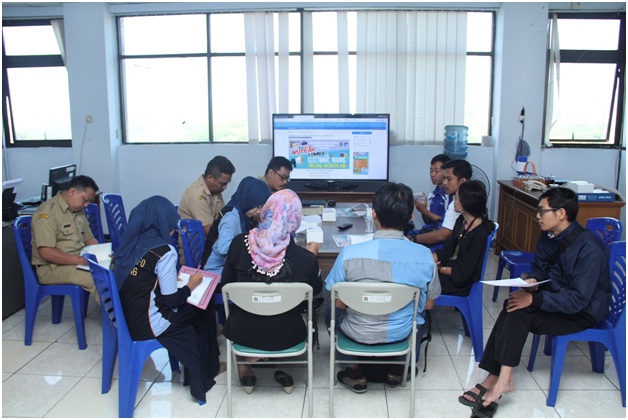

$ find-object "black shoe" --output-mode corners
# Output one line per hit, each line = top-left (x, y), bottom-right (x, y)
(240, 375), (256, 394)
(274, 370), (294, 394)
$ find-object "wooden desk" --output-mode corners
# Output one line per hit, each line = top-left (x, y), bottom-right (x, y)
(295, 204), (371, 276)
(496, 180), (625, 254)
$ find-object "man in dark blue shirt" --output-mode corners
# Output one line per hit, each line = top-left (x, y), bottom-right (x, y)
(459, 187), (610, 416)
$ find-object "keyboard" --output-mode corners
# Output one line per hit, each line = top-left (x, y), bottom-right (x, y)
(301, 199), (326, 207)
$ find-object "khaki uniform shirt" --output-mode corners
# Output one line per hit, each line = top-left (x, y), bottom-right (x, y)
(31, 193), (94, 267)
(178, 175), (224, 228)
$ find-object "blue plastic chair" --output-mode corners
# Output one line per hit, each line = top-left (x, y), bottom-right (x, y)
(101, 193), (127, 253)
(492, 218), (623, 303)
(491, 251), (535, 302)
(526, 241), (626, 407)
(86, 257), (180, 418)
(13, 216), (89, 349)
(178, 219), (226, 324)
(434, 223), (499, 362)
(585, 217), (622, 251)
(84, 203), (106, 243)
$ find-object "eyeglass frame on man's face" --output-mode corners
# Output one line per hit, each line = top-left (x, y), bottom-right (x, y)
(273, 169), (290, 183)
(536, 207), (559, 216)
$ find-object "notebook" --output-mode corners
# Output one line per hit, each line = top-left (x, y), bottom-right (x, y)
(177, 266), (221, 310)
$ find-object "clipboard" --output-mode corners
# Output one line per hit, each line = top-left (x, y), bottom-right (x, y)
(177, 266), (221, 310)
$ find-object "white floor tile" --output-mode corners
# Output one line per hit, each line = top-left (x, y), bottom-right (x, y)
(2, 373), (80, 417)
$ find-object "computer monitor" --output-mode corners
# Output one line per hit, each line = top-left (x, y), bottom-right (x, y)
(272, 114), (390, 192)
(49, 164), (77, 198)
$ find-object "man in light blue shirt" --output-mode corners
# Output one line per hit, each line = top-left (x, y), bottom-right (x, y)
(325, 182), (440, 393)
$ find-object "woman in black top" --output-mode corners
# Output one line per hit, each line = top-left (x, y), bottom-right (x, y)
(221, 189), (323, 394)
(435, 180), (495, 296)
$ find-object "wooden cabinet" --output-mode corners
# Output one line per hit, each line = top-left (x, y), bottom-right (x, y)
(496, 180), (625, 254)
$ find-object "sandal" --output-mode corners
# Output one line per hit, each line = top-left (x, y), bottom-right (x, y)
(459, 383), (489, 408)
(274, 370), (294, 394)
(337, 370), (368, 394)
(471, 402), (498, 418)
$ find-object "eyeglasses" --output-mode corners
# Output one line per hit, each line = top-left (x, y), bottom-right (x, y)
(273, 169), (290, 182)
(536, 207), (558, 216)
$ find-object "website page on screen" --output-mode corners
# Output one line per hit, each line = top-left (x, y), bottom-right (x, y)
(273, 114), (389, 182)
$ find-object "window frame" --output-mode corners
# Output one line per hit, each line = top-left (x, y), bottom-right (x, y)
(2, 19), (72, 148)
(117, 9), (495, 145)
(543, 12), (625, 149)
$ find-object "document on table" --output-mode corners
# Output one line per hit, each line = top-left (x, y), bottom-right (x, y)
(481, 278), (551, 288)
(333, 234), (374, 247)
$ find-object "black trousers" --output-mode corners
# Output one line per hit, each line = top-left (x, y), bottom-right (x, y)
(479, 300), (596, 376)
(157, 299), (219, 402)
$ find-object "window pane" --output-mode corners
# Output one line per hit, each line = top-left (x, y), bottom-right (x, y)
(211, 57), (248, 142)
(464, 56), (491, 144)
(549, 63), (615, 141)
(7, 67), (71, 141)
(313, 56), (339, 113)
(3, 25), (61, 56)
(274, 56), (302, 114)
(466, 12), (493, 52)
(272, 12), (301, 53)
(120, 15), (207, 55)
(123, 58), (208, 143)
(557, 19), (620, 50)
(313, 12), (338, 51)
(211, 13), (244, 53)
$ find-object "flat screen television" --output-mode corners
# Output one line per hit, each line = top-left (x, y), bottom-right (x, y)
(272, 114), (390, 191)
(49, 164), (77, 198)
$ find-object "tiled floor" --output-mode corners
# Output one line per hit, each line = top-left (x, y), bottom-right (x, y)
(2, 253), (626, 418)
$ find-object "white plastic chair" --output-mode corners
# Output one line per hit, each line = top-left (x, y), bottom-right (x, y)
(329, 282), (421, 417)
(222, 282), (314, 418)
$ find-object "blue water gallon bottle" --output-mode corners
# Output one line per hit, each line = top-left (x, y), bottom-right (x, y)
(443, 125), (469, 159)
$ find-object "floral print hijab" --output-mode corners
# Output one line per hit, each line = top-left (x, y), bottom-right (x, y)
(246, 189), (302, 276)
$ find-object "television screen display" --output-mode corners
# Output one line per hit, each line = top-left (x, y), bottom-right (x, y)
(272, 114), (390, 190)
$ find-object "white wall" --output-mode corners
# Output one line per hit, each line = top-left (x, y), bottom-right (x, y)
(2, 2), (625, 237)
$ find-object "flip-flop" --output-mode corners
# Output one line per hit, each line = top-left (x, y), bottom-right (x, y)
(459, 383), (488, 408)
(274, 370), (294, 394)
(471, 402), (498, 418)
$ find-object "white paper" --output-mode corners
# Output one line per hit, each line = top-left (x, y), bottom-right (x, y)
(481, 278), (551, 288)
(177, 272), (214, 307)
(296, 215), (322, 233)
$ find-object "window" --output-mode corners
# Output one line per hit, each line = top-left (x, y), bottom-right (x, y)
(118, 10), (494, 145)
(544, 13), (625, 148)
(2, 20), (72, 147)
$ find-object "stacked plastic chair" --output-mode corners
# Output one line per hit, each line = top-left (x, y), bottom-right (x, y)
(13, 216), (89, 349)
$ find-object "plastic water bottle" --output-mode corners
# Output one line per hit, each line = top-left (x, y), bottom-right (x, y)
(443, 125), (469, 159)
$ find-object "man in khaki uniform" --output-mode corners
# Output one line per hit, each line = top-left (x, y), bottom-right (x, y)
(31, 175), (100, 301)
(178, 155), (236, 236)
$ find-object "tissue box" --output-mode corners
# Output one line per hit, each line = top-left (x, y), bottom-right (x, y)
(565, 181), (594, 193)
(306, 227), (324, 243)
(322, 208), (336, 222)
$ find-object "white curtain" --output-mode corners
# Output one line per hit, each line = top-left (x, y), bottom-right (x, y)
(544, 14), (561, 148)
(356, 11), (467, 145)
(244, 12), (291, 144)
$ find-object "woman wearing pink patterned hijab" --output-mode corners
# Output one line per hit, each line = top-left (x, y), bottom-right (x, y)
(246, 189), (303, 276)
(220, 189), (323, 394)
